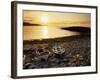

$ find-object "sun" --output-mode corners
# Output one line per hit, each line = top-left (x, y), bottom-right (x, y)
(41, 16), (48, 23)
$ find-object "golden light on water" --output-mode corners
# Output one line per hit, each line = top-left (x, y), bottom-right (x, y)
(24, 26), (79, 40)
(42, 26), (49, 38)
(23, 11), (90, 40)
(41, 16), (49, 39)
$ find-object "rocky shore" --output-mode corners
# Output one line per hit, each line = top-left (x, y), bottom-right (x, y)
(23, 35), (91, 69)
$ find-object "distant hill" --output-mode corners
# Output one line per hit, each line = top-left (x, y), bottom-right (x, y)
(23, 22), (41, 26)
(61, 26), (90, 32)
(61, 26), (90, 35)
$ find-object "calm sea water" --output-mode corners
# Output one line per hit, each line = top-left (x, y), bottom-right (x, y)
(24, 26), (80, 40)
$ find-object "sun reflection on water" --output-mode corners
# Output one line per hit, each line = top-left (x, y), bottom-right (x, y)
(42, 26), (48, 38)
(24, 26), (80, 40)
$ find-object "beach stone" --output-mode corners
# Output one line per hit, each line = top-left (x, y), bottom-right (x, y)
(51, 43), (65, 54)
(28, 64), (38, 69)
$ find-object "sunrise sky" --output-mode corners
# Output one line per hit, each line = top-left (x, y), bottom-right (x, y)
(23, 10), (91, 40)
